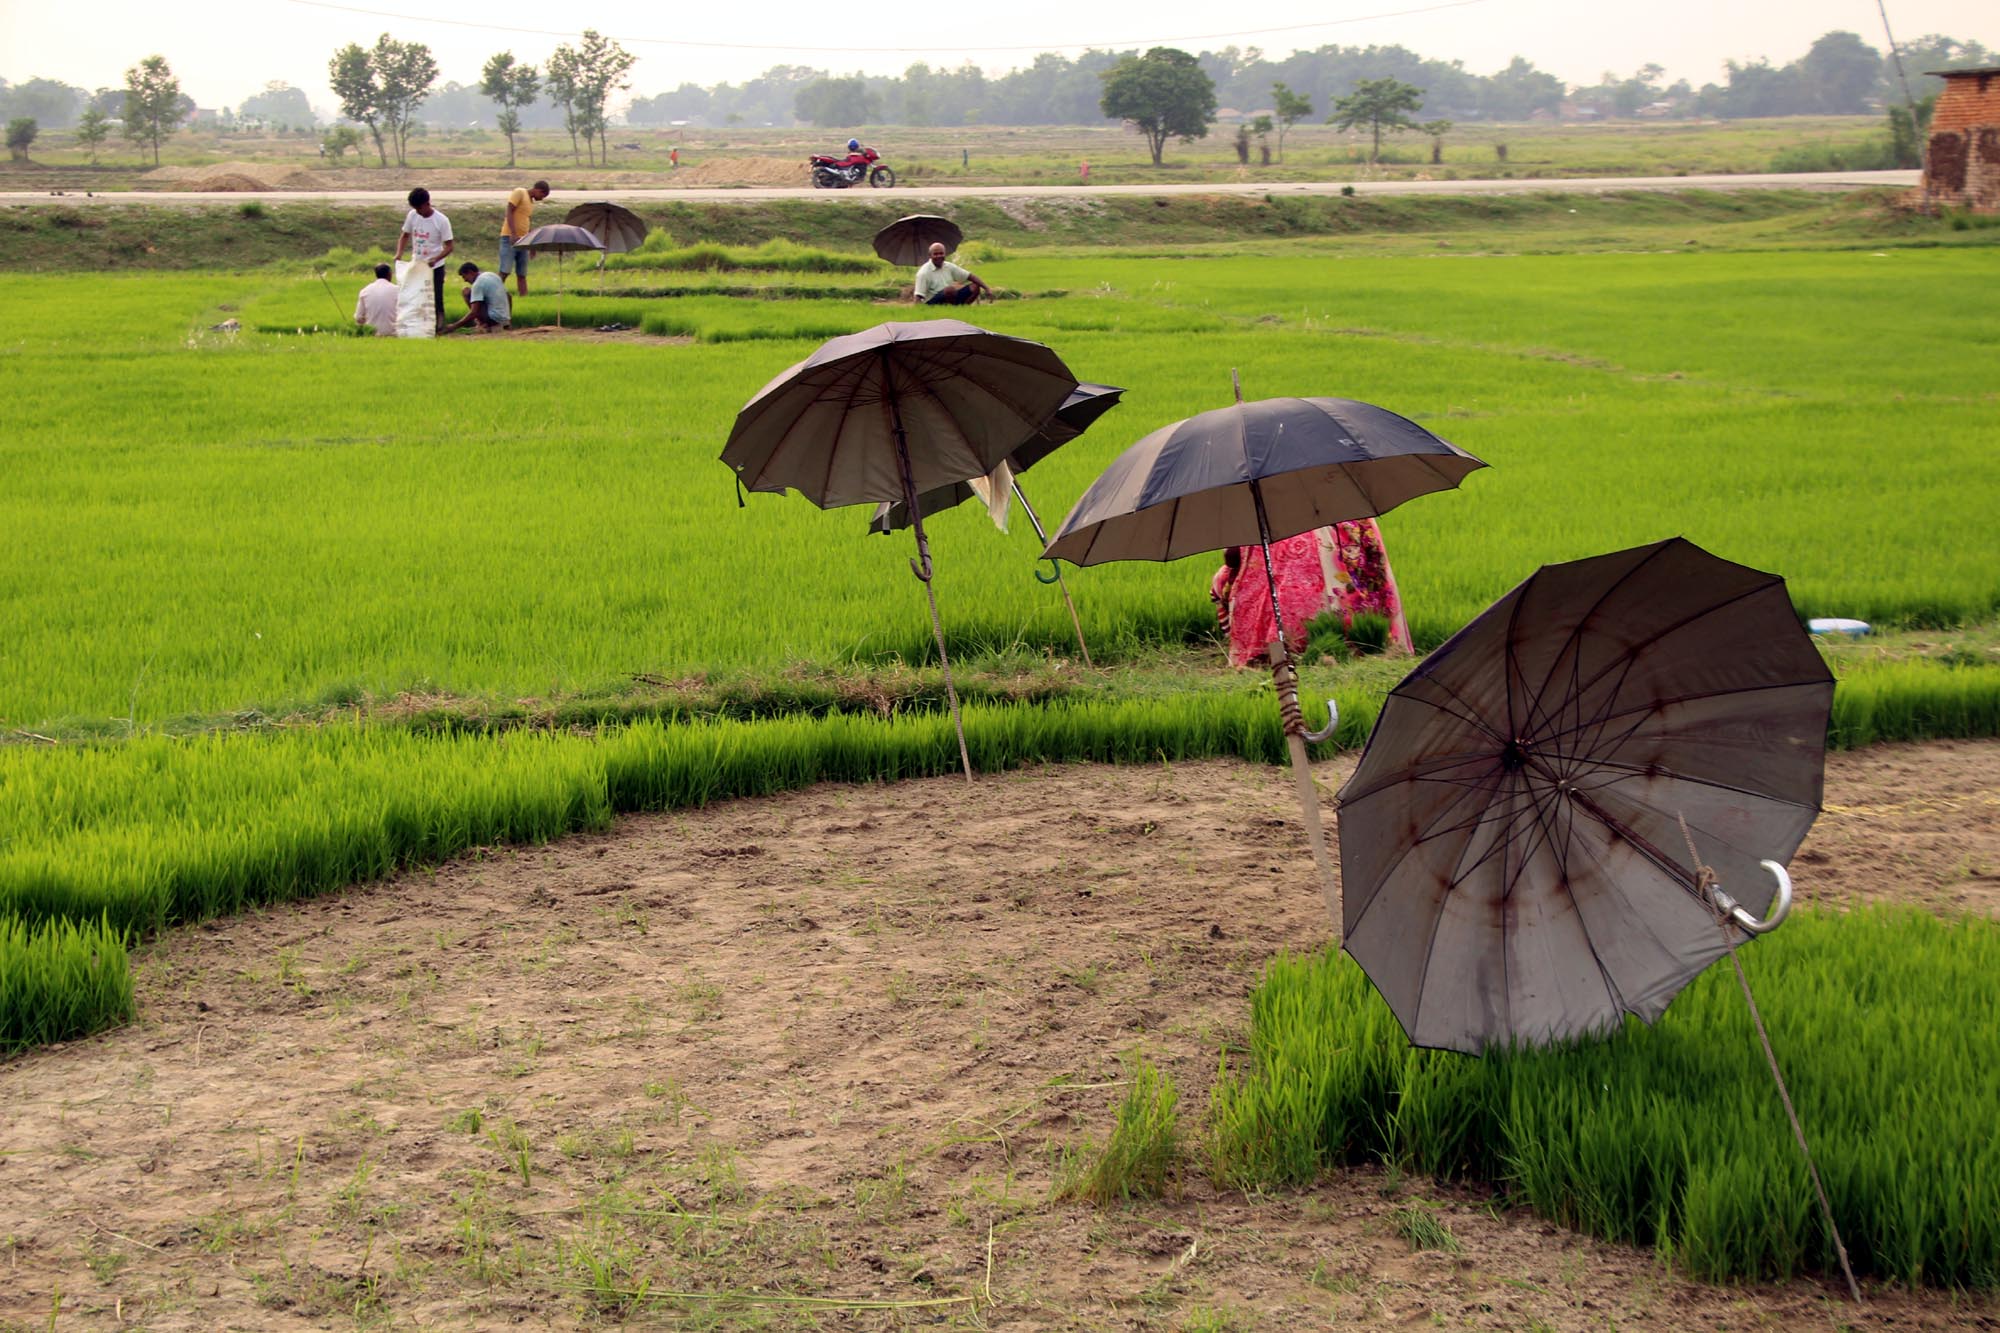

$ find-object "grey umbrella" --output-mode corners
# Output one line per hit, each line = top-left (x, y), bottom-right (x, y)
(515, 223), (603, 327)
(873, 214), (964, 267)
(1335, 536), (1858, 1299)
(868, 382), (1125, 666)
(722, 320), (1079, 778)
(1043, 377), (1486, 918)
(563, 202), (648, 253)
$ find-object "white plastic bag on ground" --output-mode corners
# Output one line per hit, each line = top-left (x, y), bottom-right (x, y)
(393, 259), (435, 339)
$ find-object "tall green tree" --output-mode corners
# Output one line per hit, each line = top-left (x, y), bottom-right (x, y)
(6, 118), (37, 163)
(238, 82), (314, 130)
(1329, 77), (1423, 164)
(121, 55), (186, 166)
(544, 46), (583, 164)
(1099, 47), (1216, 166)
(480, 52), (540, 167)
(74, 106), (110, 163)
(570, 31), (635, 166)
(795, 75), (878, 128)
(329, 43), (388, 165)
(1270, 82), (1311, 163)
(1800, 31), (1882, 114)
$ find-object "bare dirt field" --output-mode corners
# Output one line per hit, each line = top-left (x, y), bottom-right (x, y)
(3, 740), (1996, 1331)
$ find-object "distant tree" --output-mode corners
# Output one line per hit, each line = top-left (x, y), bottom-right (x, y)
(1099, 47), (1217, 166)
(1270, 82), (1311, 162)
(794, 75), (878, 128)
(1800, 31), (1883, 114)
(6, 117), (37, 162)
(1892, 34), (1995, 98)
(1329, 77), (1423, 163)
(238, 82), (314, 131)
(573, 31), (635, 165)
(1886, 94), (1937, 168)
(480, 52), (540, 166)
(75, 106), (110, 162)
(329, 43), (388, 164)
(121, 55), (186, 166)
(0, 78), (86, 128)
(328, 35), (436, 167)
(1419, 118), (1452, 164)
(544, 46), (584, 163)
(1233, 122), (1250, 163)
(320, 124), (365, 161)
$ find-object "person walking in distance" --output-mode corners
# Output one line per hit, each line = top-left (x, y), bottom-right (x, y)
(500, 179), (550, 297)
(352, 263), (397, 336)
(393, 187), (455, 332)
(913, 241), (990, 305)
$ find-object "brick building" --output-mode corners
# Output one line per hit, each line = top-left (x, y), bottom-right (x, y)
(1922, 67), (2000, 212)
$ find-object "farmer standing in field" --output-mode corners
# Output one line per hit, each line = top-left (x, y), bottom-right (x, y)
(914, 241), (990, 305)
(352, 263), (397, 336)
(500, 179), (551, 298)
(393, 187), (455, 333)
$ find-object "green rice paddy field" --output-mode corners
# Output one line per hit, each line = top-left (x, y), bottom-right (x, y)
(4, 210), (2000, 1291)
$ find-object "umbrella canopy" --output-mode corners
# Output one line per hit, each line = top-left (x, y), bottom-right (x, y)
(1336, 537), (1835, 1055)
(1043, 397), (1485, 567)
(724, 321), (1078, 510)
(514, 223), (604, 253)
(873, 214), (964, 267)
(869, 382), (1125, 535)
(563, 202), (648, 253)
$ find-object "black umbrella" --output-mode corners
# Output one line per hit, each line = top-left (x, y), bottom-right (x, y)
(1335, 536), (1857, 1299)
(721, 321), (1079, 778)
(868, 382), (1125, 666)
(873, 214), (964, 267)
(514, 223), (604, 327)
(563, 202), (648, 253)
(1043, 375), (1486, 918)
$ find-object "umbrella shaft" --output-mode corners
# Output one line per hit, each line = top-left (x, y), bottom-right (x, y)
(1249, 478), (1294, 656)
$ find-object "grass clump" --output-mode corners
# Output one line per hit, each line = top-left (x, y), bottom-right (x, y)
(1389, 1202), (1461, 1253)
(607, 233), (879, 274)
(1059, 1053), (1184, 1203)
(0, 914), (132, 1055)
(1207, 909), (2000, 1286)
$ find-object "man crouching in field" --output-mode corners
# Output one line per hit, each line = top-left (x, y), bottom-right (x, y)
(915, 242), (991, 305)
(445, 261), (512, 333)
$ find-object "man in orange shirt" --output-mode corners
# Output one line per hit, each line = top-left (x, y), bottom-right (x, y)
(499, 179), (552, 297)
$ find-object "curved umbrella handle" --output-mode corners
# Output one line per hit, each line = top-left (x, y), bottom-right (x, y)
(1035, 558), (1062, 585)
(909, 553), (933, 583)
(1302, 698), (1340, 745)
(1711, 860), (1794, 935)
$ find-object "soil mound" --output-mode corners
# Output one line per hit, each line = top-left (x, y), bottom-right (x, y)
(673, 155), (811, 187)
(143, 161), (330, 191)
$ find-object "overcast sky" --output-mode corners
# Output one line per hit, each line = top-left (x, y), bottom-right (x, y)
(3, 0), (1992, 111)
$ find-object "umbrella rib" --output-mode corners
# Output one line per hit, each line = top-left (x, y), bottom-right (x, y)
(1345, 761), (1505, 941)
(1564, 755), (1824, 811)
(1339, 748), (1507, 806)
(1533, 783), (1630, 1019)
(1535, 678), (1836, 758)
(1391, 682), (1511, 749)
(1403, 766), (1523, 1041)
(1518, 543), (1675, 730)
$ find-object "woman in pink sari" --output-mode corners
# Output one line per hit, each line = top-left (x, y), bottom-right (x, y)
(1210, 519), (1414, 668)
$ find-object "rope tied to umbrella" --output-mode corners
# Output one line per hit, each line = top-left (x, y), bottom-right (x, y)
(1677, 812), (1863, 1305)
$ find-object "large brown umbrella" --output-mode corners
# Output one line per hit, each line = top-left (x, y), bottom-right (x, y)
(563, 202), (648, 253)
(722, 321), (1079, 778)
(869, 382), (1125, 666)
(1334, 536), (1857, 1299)
(872, 214), (964, 267)
(514, 223), (603, 327)
(1043, 379), (1486, 918)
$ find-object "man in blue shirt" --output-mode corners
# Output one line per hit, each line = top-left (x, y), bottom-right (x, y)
(446, 261), (512, 333)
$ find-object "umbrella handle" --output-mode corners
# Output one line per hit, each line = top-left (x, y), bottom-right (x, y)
(909, 553), (932, 583)
(1302, 698), (1340, 745)
(1034, 558), (1061, 585)
(1711, 860), (1794, 935)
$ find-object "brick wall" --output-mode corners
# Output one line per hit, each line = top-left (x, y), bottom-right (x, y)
(1923, 71), (2000, 211)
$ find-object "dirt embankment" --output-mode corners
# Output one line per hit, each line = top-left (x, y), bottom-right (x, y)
(0, 741), (1995, 1329)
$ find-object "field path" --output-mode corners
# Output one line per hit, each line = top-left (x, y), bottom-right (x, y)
(1, 739), (1993, 1329)
(0, 169), (1918, 209)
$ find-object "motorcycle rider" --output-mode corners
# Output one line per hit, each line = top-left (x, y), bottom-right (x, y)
(840, 137), (870, 167)
(914, 241), (991, 305)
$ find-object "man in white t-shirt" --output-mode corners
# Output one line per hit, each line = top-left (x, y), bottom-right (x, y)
(352, 263), (397, 336)
(392, 187), (455, 332)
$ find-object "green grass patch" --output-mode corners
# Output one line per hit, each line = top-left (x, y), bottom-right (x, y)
(0, 914), (133, 1054)
(1207, 909), (2000, 1286)
(605, 235), (883, 274)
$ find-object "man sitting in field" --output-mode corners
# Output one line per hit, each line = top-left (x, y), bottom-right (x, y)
(914, 242), (991, 305)
(445, 261), (512, 333)
(353, 263), (397, 336)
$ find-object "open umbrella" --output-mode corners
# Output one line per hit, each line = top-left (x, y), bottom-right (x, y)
(564, 202), (648, 253)
(1044, 377), (1486, 918)
(869, 382), (1125, 666)
(872, 214), (963, 267)
(722, 320), (1079, 778)
(514, 222), (603, 327)
(1335, 536), (1857, 1298)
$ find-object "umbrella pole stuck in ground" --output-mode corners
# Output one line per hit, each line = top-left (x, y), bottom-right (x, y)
(1012, 482), (1094, 669)
(883, 357), (975, 782)
(1231, 371), (1343, 931)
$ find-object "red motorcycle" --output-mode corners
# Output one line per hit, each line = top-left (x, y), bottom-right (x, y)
(810, 145), (895, 189)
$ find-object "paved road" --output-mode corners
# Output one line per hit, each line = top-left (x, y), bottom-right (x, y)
(0, 170), (1919, 208)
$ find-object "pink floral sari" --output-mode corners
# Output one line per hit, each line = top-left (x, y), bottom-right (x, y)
(1211, 520), (1413, 667)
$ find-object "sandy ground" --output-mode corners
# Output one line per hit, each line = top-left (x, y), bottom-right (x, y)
(2, 739), (1996, 1331)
